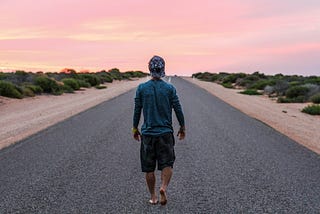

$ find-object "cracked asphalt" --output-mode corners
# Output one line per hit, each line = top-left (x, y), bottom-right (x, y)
(0, 77), (319, 213)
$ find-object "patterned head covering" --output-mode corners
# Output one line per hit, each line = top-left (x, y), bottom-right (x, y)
(148, 55), (165, 78)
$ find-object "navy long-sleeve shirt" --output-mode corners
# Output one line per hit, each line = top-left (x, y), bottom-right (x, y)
(133, 79), (185, 136)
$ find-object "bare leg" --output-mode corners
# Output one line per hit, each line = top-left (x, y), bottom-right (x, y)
(145, 172), (158, 204)
(160, 167), (173, 205)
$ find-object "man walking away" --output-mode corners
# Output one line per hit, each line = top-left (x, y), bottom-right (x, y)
(132, 55), (185, 205)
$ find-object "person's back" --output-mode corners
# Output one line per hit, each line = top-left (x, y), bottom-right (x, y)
(134, 79), (184, 136)
(132, 55), (185, 206)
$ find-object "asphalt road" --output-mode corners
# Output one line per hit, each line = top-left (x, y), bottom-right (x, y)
(0, 77), (319, 213)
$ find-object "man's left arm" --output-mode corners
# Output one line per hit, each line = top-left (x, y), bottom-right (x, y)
(171, 87), (185, 140)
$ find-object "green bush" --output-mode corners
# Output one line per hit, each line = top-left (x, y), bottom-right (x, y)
(277, 97), (290, 103)
(285, 86), (309, 98)
(238, 79), (253, 87)
(302, 104), (320, 115)
(79, 74), (101, 86)
(35, 76), (63, 95)
(222, 74), (238, 84)
(130, 71), (148, 78)
(310, 93), (320, 104)
(239, 89), (262, 95)
(273, 80), (290, 96)
(277, 96), (305, 103)
(0, 72), (7, 80)
(108, 68), (123, 80)
(101, 74), (113, 83)
(289, 81), (301, 87)
(192, 72), (203, 79)
(22, 87), (35, 97)
(95, 85), (107, 89)
(0, 81), (23, 99)
(210, 74), (220, 82)
(97, 71), (114, 83)
(62, 78), (80, 90)
(249, 80), (276, 90)
(25, 84), (43, 94)
(77, 79), (91, 88)
(62, 84), (74, 93)
(304, 76), (320, 85)
(222, 83), (233, 88)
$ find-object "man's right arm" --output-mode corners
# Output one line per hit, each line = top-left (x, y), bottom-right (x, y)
(133, 86), (142, 141)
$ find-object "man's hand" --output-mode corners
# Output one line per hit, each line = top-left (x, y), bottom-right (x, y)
(132, 127), (141, 141)
(177, 126), (185, 140)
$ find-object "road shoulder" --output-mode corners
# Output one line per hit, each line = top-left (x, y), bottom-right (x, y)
(184, 77), (320, 155)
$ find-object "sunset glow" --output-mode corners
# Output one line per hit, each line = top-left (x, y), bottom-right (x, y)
(1, 0), (320, 76)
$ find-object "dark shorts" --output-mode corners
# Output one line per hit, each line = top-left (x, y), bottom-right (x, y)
(140, 133), (175, 172)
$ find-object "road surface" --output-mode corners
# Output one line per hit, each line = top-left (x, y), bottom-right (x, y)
(0, 77), (319, 213)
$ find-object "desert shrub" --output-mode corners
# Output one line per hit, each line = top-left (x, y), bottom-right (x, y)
(0, 72), (7, 80)
(192, 72), (203, 78)
(244, 75), (260, 82)
(277, 96), (305, 103)
(14, 85), (23, 95)
(62, 84), (74, 93)
(79, 74), (101, 86)
(0, 81), (23, 99)
(222, 74), (238, 84)
(22, 87), (35, 97)
(123, 73), (132, 79)
(195, 72), (217, 81)
(77, 79), (91, 88)
(237, 79), (253, 87)
(289, 81), (301, 87)
(310, 93), (320, 104)
(131, 71), (148, 78)
(95, 85), (107, 89)
(239, 89), (262, 95)
(304, 76), (320, 85)
(97, 71), (113, 83)
(14, 70), (29, 84)
(209, 74), (220, 82)
(273, 80), (290, 96)
(108, 68), (123, 80)
(25, 84), (43, 94)
(35, 76), (63, 95)
(264, 85), (275, 95)
(285, 86), (309, 99)
(284, 75), (304, 83)
(60, 69), (78, 79)
(222, 83), (233, 88)
(277, 97), (291, 103)
(104, 75), (113, 83)
(252, 71), (266, 79)
(62, 78), (80, 90)
(249, 80), (276, 90)
(302, 104), (320, 115)
(124, 71), (135, 78)
(304, 84), (320, 98)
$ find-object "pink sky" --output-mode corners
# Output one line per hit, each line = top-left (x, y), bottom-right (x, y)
(0, 0), (320, 76)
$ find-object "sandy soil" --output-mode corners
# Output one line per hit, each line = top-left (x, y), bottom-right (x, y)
(0, 78), (148, 150)
(184, 77), (320, 155)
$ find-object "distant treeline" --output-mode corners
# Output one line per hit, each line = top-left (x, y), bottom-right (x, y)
(193, 71), (320, 115)
(0, 68), (148, 99)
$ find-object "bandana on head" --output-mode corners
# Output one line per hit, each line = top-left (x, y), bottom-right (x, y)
(148, 55), (165, 78)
